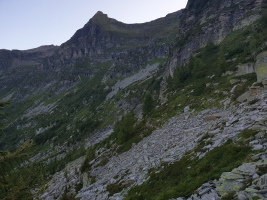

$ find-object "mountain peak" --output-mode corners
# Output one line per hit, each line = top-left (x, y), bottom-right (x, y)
(96, 11), (105, 15)
(93, 11), (108, 19)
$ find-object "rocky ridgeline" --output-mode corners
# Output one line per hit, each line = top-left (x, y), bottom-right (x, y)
(39, 88), (267, 199)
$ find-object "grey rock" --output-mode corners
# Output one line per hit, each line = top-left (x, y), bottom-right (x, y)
(106, 63), (160, 99)
(198, 187), (212, 196)
(203, 144), (212, 150)
(237, 92), (249, 103)
(184, 106), (190, 113)
(238, 191), (250, 200)
(250, 140), (259, 145)
(258, 174), (267, 186)
(235, 63), (255, 77)
(201, 190), (221, 200)
(252, 144), (264, 151)
(230, 79), (240, 85)
(232, 163), (256, 176)
(208, 129), (221, 136)
(253, 173), (259, 179)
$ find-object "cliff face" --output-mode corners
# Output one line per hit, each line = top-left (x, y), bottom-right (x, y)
(0, 45), (58, 69)
(0, 11), (182, 100)
(167, 0), (263, 76)
(0, 0), (262, 99)
(0, 10), (182, 68)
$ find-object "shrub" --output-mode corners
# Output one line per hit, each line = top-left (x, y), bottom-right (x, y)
(142, 93), (155, 116)
(81, 146), (96, 173)
(238, 129), (258, 139)
(221, 191), (236, 200)
(257, 164), (267, 176)
(125, 141), (251, 200)
(107, 181), (126, 197)
(114, 110), (137, 144)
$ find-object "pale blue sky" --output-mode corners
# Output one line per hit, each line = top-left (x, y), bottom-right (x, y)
(0, 0), (187, 50)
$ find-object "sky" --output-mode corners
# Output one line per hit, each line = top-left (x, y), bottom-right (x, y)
(0, 0), (188, 50)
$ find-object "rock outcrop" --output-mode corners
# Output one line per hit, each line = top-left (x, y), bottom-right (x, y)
(167, 0), (262, 76)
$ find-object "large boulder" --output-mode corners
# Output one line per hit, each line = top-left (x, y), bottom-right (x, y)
(255, 51), (267, 82)
(235, 63), (255, 77)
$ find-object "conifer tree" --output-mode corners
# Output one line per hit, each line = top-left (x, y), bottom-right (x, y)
(142, 92), (154, 116)
(0, 101), (40, 199)
(0, 101), (9, 131)
(114, 110), (136, 144)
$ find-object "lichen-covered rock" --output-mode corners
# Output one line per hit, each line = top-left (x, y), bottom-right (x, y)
(232, 163), (256, 176)
(221, 172), (244, 179)
(217, 178), (245, 196)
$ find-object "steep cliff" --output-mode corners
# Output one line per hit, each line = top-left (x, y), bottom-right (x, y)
(167, 0), (263, 76)
(0, 10), (182, 102)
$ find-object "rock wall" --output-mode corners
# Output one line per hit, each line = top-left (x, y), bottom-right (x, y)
(167, 0), (263, 76)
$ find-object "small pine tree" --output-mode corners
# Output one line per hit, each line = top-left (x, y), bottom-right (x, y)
(142, 92), (154, 116)
(114, 110), (136, 144)
(0, 101), (9, 130)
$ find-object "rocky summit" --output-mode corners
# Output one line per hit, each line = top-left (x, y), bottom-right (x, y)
(1, 0), (267, 199)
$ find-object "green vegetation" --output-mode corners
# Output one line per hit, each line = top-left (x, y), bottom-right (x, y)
(0, 61), (112, 151)
(231, 74), (257, 101)
(0, 140), (41, 200)
(251, 195), (261, 200)
(81, 146), (96, 173)
(165, 15), (267, 116)
(142, 92), (155, 116)
(221, 191), (236, 200)
(97, 111), (154, 154)
(44, 147), (86, 176)
(107, 181), (127, 197)
(124, 140), (252, 200)
(256, 164), (267, 176)
(0, 101), (9, 130)
(238, 129), (259, 140)
(61, 187), (76, 200)
(114, 110), (137, 144)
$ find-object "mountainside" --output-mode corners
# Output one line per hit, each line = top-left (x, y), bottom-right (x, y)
(167, 0), (263, 75)
(0, 10), (181, 101)
(1, 0), (267, 199)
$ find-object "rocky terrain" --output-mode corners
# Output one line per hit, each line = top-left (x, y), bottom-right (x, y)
(37, 86), (267, 199)
(1, 0), (267, 199)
